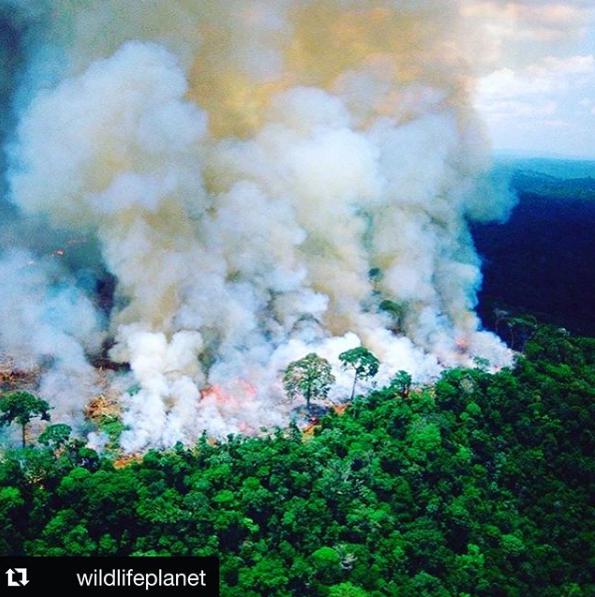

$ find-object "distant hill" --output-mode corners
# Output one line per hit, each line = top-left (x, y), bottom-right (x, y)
(510, 172), (595, 201)
(474, 159), (595, 336)
(494, 155), (595, 180)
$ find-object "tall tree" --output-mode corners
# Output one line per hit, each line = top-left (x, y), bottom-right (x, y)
(391, 370), (412, 398)
(0, 391), (50, 447)
(283, 353), (335, 412)
(339, 346), (380, 399)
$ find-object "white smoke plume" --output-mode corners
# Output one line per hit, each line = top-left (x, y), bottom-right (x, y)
(0, 249), (104, 425)
(1, 0), (517, 451)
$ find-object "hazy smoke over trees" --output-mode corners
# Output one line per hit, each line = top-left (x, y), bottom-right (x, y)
(0, 1), (519, 451)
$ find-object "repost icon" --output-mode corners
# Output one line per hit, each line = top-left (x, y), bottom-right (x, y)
(5, 568), (29, 587)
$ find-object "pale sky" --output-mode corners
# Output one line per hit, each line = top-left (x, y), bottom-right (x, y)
(468, 0), (595, 159)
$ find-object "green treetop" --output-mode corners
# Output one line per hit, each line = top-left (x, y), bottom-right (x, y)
(0, 391), (51, 447)
(283, 353), (335, 412)
(339, 346), (380, 400)
(390, 370), (412, 398)
(38, 423), (72, 450)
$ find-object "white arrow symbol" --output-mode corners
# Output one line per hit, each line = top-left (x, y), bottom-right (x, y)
(17, 569), (29, 586)
(6, 568), (28, 587)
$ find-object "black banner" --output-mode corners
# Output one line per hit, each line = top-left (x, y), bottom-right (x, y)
(1, 557), (219, 596)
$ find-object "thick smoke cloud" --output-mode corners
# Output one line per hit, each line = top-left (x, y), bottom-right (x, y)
(0, 250), (103, 426)
(1, 0), (517, 451)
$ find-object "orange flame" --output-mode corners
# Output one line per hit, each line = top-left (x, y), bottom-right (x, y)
(455, 337), (470, 353)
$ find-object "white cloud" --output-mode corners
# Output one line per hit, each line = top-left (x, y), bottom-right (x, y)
(475, 54), (594, 121)
(543, 119), (571, 128)
(478, 68), (553, 100)
(473, 43), (595, 157)
(534, 54), (594, 76)
(463, 1), (591, 42)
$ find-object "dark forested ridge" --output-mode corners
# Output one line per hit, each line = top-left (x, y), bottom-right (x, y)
(473, 164), (595, 336)
(1, 326), (593, 596)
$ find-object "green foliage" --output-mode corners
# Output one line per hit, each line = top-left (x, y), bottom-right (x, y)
(339, 347), (380, 399)
(312, 546), (340, 567)
(38, 424), (72, 449)
(283, 353), (335, 411)
(328, 581), (369, 597)
(378, 299), (403, 322)
(0, 486), (25, 554)
(390, 370), (412, 398)
(98, 416), (126, 450)
(0, 326), (592, 596)
(0, 391), (50, 447)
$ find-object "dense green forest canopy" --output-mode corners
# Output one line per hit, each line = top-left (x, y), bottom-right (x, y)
(0, 325), (594, 596)
(473, 166), (595, 336)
